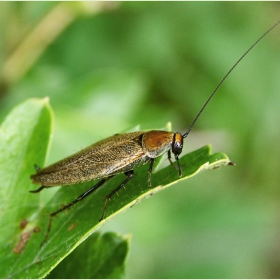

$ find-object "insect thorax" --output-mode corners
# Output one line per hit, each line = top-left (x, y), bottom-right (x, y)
(142, 130), (174, 158)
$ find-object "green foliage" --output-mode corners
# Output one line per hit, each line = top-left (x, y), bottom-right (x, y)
(0, 98), (230, 278)
(47, 232), (130, 279)
(0, 98), (51, 278)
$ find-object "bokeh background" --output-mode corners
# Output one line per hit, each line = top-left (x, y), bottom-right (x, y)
(1, 2), (280, 278)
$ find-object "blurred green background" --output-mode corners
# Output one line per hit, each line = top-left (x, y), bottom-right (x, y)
(1, 2), (280, 278)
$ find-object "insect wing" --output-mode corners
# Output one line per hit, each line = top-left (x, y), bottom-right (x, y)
(31, 131), (148, 186)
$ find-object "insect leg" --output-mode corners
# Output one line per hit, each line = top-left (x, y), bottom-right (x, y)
(30, 185), (46, 193)
(168, 150), (182, 177)
(168, 150), (175, 167)
(99, 170), (134, 222)
(148, 158), (155, 188)
(41, 176), (113, 247)
(175, 155), (182, 177)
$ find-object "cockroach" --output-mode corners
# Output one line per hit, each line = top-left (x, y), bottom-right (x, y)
(30, 20), (280, 245)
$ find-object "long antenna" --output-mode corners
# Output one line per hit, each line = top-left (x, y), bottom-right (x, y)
(183, 20), (280, 139)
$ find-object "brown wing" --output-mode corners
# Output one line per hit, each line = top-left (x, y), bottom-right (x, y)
(31, 131), (149, 186)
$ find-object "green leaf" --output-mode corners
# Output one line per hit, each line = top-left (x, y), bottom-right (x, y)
(47, 232), (130, 279)
(0, 98), (232, 278)
(0, 98), (52, 278)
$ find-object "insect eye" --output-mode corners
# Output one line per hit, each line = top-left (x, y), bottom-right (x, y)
(172, 133), (183, 155)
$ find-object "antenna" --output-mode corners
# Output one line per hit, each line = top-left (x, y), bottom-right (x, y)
(183, 20), (280, 139)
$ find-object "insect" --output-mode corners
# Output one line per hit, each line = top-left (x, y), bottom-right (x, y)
(30, 20), (280, 245)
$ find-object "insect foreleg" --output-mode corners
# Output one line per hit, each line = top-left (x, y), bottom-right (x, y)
(168, 150), (175, 168)
(99, 170), (134, 222)
(148, 158), (155, 188)
(175, 155), (182, 177)
(167, 150), (182, 177)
